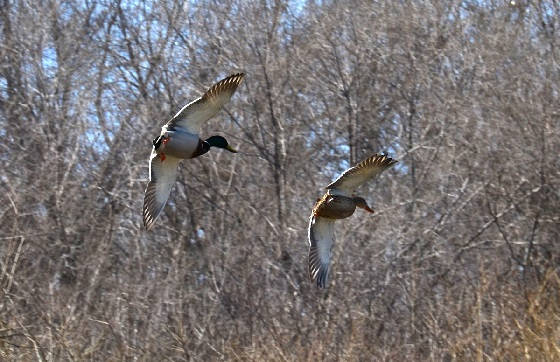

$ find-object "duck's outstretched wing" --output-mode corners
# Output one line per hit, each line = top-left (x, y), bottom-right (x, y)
(308, 215), (336, 289)
(326, 153), (397, 196)
(143, 150), (181, 230)
(167, 73), (245, 134)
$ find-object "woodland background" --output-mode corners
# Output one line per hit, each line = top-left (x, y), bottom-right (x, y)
(1, 0), (559, 360)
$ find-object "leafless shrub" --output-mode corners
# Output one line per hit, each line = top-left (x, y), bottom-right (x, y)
(1, 0), (558, 360)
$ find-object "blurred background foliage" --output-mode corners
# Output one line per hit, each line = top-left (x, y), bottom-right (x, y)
(1, 0), (559, 360)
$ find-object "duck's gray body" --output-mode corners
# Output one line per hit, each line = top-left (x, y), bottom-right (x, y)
(157, 126), (202, 159)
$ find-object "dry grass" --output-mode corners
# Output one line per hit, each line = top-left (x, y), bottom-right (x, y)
(445, 269), (560, 361)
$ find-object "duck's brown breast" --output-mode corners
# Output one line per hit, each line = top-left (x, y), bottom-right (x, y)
(312, 194), (356, 219)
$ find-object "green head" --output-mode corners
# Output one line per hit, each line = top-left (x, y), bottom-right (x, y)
(205, 136), (237, 153)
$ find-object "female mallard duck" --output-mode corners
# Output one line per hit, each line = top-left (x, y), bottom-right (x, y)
(143, 73), (245, 230)
(308, 153), (398, 288)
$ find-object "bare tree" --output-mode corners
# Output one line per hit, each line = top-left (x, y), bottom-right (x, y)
(1, 0), (559, 360)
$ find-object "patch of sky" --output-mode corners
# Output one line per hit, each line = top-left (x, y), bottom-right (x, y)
(79, 93), (121, 154)
(277, 0), (310, 42)
(82, 127), (112, 155)
(305, 128), (318, 148)
(196, 272), (207, 286)
(336, 145), (350, 170)
(381, 113), (408, 174)
(540, 1), (557, 19)
(41, 46), (58, 80)
(288, 0), (307, 17)
(57, 0), (77, 23)
(0, 76), (7, 100)
(35, 203), (48, 218)
(319, 140), (350, 179)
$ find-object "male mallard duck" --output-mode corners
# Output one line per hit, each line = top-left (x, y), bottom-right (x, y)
(143, 73), (245, 230)
(308, 153), (398, 288)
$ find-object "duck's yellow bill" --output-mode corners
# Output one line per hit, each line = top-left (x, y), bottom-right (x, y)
(226, 145), (238, 153)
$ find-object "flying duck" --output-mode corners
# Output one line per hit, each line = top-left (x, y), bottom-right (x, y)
(308, 153), (398, 288)
(143, 73), (245, 230)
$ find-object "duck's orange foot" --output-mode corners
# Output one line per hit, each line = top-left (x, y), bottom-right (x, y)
(159, 152), (166, 162)
(162, 137), (170, 145)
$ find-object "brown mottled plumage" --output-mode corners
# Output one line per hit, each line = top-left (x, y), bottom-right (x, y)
(308, 153), (397, 288)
